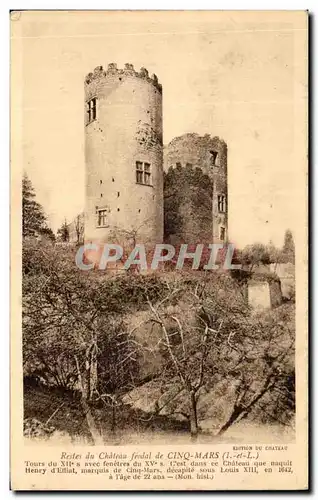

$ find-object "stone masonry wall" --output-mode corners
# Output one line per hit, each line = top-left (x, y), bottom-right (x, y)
(163, 133), (227, 244)
(85, 63), (163, 247)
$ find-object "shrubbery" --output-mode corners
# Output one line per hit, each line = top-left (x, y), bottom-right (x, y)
(23, 240), (295, 442)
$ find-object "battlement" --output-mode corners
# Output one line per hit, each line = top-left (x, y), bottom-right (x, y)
(85, 63), (162, 93)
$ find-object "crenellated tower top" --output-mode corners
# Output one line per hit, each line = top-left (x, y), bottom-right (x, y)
(85, 63), (162, 93)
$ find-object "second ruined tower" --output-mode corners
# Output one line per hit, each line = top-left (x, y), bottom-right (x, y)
(164, 134), (228, 244)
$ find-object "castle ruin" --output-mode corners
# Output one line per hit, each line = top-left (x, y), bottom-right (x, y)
(84, 64), (228, 247)
(85, 63), (163, 247)
(163, 133), (228, 244)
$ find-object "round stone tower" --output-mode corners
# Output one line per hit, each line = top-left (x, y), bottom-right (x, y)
(84, 63), (163, 248)
(163, 134), (228, 244)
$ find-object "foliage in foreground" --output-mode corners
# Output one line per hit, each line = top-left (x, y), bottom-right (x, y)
(129, 277), (295, 437)
(23, 241), (295, 442)
(22, 173), (55, 241)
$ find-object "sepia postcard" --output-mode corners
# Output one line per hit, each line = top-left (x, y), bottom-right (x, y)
(10, 10), (308, 490)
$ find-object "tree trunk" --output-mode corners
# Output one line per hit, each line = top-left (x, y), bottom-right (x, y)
(84, 344), (98, 401)
(189, 390), (199, 439)
(111, 402), (116, 433)
(89, 345), (98, 400)
(80, 397), (102, 445)
(218, 405), (243, 435)
(74, 355), (102, 445)
(218, 380), (274, 436)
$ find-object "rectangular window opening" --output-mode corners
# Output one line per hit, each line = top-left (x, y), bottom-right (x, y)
(97, 209), (108, 227)
(210, 150), (218, 166)
(217, 194), (226, 213)
(136, 161), (152, 186)
(219, 226), (226, 241)
(86, 97), (97, 124)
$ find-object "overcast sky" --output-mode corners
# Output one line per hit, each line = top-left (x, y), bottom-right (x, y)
(13, 10), (307, 247)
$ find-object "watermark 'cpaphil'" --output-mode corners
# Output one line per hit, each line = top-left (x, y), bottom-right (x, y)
(75, 243), (241, 271)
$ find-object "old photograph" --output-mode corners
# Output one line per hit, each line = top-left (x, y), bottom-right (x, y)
(11, 10), (308, 490)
